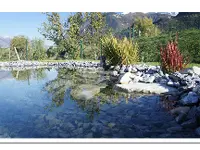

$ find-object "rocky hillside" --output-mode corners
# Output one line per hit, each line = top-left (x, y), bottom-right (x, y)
(104, 12), (172, 33)
(0, 36), (11, 48)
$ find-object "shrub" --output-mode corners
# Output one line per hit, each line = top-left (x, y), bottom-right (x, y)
(160, 33), (189, 73)
(136, 29), (200, 63)
(101, 36), (139, 65)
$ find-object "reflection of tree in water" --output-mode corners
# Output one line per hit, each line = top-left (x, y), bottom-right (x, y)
(32, 68), (47, 80)
(44, 68), (81, 107)
(44, 68), (110, 116)
(44, 68), (141, 120)
(11, 70), (32, 81)
(11, 68), (47, 81)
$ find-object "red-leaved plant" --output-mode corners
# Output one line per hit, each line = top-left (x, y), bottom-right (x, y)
(160, 33), (189, 73)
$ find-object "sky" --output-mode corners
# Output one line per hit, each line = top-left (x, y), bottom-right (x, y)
(0, 12), (177, 45)
(0, 12), (71, 45)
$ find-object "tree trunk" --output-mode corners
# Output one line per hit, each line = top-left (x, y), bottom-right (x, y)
(14, 47), (20, 61)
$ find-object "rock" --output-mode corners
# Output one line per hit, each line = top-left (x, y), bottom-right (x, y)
(113, 83), (178, 94)
(140, 75), (155, 83)
(167, 80), (174, 86)
(159, 70), (164, 76)
(167, 126), (183, 133)
(83, 123), (91, 129)
(165, 74), (170, 80)
(119, 65), (126, 74)
(169, 74), (180, 82)
(193, 85), (200, 95)
(70, 84), (106, 100)
(195, 107), (200, 125)
(135, 71), (143, 77)
(180, 92), (199, 105)
(181, 118), (197, 128)
(159, 78), (168, 84)
(132, 75), (143, 83)
(167, 94), (179, 101)
(180, 68), (194, 75)
(192, 66), (200, 76)
(186, 106), (197, 120)
(118, 72), (136, 84)
(146, 68), (157, 74)
(114, 65), (120, 71)
(84, 133), (93, 138)
(107, 123), (116, 128)
(195, 127), (200, 136)
(110, 71), (119, 77)
(131, 67), (138, 73)
(180, 80), (187, 86)
(176, 113), (187, 124)
(170, 106), (190, 116)
(102, 129), (110, 135)
(124, 66), (132, 72)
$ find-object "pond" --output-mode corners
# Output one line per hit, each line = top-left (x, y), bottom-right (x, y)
(0, 67), (197, 138)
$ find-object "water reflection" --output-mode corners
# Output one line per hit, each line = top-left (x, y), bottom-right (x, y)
(11, 68), (47, 81)
(43, 68), (143, 119)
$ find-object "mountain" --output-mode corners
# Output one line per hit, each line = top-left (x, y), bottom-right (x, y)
(103, 12), (173, 38)
(0, 36), (11, 48)
(104, 12), (172, 33)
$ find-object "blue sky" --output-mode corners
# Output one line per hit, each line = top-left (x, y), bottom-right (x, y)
(0, 12), (71, 45)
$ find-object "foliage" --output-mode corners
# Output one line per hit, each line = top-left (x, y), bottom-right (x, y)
(39, 12), (74, 59)
(10, 36), (31, 60)
(101, 35), (139, 65)
(136, 29), (200, 63)
(134, 17), (161, 37)
(31, 38), (47, 60)
(39, 12), (108, 60)
(160, 33), (189, 73)
(0, 48), (10, 61)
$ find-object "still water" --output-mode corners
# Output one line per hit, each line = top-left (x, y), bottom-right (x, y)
(0, 68), (197, 138)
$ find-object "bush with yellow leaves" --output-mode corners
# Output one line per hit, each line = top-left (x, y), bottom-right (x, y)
(101, 36), (139, 65)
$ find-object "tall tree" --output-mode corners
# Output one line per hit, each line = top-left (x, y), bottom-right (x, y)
(31, 38), (47, 60)
(134, 17), (160, 37)
(10, 36), (30, 60)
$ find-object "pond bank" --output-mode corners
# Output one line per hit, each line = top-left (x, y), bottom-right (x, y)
(108, 64), (200, 136)
(0, 60), (101, 68)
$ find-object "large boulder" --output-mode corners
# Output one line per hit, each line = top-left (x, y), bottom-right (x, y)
(118, 72), (135, 84)
(70, 84), (106, 101)
(113, 83), (178, 94)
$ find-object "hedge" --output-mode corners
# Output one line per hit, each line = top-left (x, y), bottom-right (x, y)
(136, 29), (200, 63)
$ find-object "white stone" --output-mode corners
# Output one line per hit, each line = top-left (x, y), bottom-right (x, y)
(192, 66), (200, 76)
(118, 72), (136, 84)
(113, 83), (178, 94)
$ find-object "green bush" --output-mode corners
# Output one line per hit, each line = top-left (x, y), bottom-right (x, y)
(101, 36), (139, 65)
(136, 29), (200, 63)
